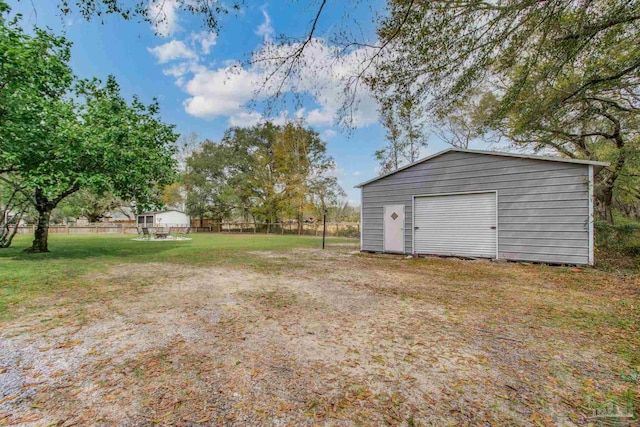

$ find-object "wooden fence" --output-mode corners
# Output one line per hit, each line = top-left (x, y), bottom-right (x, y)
(190, 222), (360, 238)
(15, 222), (361, 238)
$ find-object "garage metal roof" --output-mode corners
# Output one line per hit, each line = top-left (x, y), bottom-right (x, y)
(355, 148), (610, 188)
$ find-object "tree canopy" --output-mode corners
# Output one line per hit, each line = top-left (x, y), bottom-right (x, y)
(183, 122), (344, 232)
(25, 0), (640, 220)
(54, 0), (241, 34)
(375, 95), (428, 173)
(0, 3), (178, 251)
(371, 0), (640, 221)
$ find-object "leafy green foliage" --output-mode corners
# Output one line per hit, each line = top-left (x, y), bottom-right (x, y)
(183, 122), (344, 228)
(373, 0), (640, 220)
(0, 4), (177, 251)
(183, 140), (242, 222)
(74, 76), (178, 208)
(376, 96), (428, 173)
(56, 189), (130, 223)
(374, 1), (640, 117)
(55, 0), (242, 34)
(595, 220), (640, 252)
(0, 2), (73, 177)
(595, 220), (640, 270)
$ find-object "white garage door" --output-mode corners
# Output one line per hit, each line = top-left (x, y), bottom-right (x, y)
(414, 192), (497, 258)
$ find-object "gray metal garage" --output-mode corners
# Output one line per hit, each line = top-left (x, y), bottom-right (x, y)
(356, 148), (609, 265)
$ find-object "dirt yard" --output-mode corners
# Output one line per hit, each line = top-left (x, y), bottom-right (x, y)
(1, 243), (639, 426)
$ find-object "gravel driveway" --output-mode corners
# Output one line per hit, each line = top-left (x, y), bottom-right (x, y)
(1, 245), (638, 426)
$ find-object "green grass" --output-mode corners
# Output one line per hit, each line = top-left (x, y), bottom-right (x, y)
(0, 233), (355, 320)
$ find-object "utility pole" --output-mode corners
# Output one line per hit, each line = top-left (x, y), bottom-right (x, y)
(322, 208), (328, 250)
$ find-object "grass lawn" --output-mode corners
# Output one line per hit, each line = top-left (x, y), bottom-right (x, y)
(0, 233), (639, 426)
(0, 233), (352, 320)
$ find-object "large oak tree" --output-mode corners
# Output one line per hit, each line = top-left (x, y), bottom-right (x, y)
(371, 0), (640, 221)
(183, 122), (343, 232)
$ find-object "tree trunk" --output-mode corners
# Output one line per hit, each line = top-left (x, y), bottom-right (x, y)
(0, 209), (25, 249)
(601, 183), (615, 224)
(599, 153), (626, 224)
(86, 213), (102, 223)
(29, 208), (51, 253)
(297, 211), (303, 236)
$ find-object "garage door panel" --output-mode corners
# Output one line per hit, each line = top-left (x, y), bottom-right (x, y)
(414, 192), (497, 258)
(417, 243), (496, 250)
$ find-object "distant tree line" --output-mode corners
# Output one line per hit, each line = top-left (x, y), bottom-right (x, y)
(181, 123), (351, 234)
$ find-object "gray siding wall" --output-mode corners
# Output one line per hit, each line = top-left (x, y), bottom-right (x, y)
(361, 151), (590, 264)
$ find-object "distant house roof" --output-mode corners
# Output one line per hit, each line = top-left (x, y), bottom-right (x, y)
(355, 148), (610, 188)
(138, 210), (187, 215)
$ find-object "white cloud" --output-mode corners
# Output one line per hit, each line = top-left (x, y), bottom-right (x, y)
(255, 8), (274, 42)
(154, 36), (380, 128)
(270, 110), (289, 126)
(229, 111), (263, 127)
(228, 110), (293, 128)
(251, 39), (380, 128)
(183, 66), (263, 118)
(148, 0), (181, 36)
(191, 31), (217, 54)
(307, 109), (334, 126)
(148, 40), (198, 63)
(322, 129), (337, 140)
(163, 63), (189, 77)
(352, 171), (361, 176)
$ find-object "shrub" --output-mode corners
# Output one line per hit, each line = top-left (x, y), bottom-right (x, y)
(337, 226), (360, 238)
(595, 221), (640, 270)
(595, 221), (640, 250)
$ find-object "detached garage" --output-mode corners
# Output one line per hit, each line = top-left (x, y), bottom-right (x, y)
(356, 149), (609, 265)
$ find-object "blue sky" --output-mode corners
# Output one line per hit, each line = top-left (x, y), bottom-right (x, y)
(8, 0), (466, 204)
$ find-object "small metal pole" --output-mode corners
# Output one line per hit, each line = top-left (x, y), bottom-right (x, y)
(322, 209), (328, 250)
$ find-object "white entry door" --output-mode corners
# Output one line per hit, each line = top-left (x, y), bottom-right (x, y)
(384, 204), (405, 253)
(414, 192), (497, 258)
